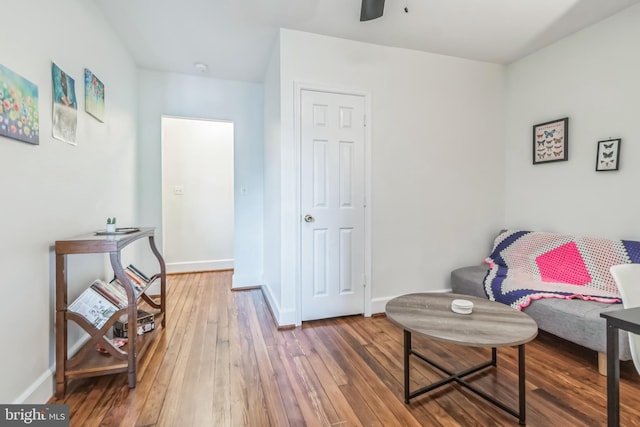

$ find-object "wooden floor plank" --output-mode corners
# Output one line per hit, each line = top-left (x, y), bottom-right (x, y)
(299, 324), (351, 387)
(232, 290), (276, 426)
(51, 271), (640, 427)
(127, 273), (196, 427)
(242, 289), (296, 427)
(207, 271), (230, 427)
(314, 322), (425, 427)
(176, 272), (217, 427)
(154, 274), (205, 427)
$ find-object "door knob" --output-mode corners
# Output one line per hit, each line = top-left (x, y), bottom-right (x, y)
(304, 214), (314, 223)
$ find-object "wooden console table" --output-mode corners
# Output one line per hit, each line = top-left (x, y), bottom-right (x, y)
(55, 227), (166, 397)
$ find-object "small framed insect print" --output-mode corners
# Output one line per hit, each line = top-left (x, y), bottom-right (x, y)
(532, 117), (569, 164)
(596, 138), (621, 171)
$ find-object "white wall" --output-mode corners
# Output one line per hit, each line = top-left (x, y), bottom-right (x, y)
(162, 117), (234, 272)
(262, 37), (283, 313)
(263, 29), (506, 324)
(9, 0), (633, 404)
(0, 0), (138, 403)
(505, 4), (640, 240)
(137, 71), (264, 287)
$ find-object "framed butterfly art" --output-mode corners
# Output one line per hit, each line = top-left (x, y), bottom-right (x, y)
(595, 138), (620, 171)
(532, 117), (568, 164)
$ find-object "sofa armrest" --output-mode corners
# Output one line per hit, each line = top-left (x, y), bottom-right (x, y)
(450, 265), (489, 299)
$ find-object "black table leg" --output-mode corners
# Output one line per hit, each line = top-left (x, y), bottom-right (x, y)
(519, 344), (526, 425)
(606, 321), (620, 427)
(403, 337), (527, 424)
(404, 329), (411, 404)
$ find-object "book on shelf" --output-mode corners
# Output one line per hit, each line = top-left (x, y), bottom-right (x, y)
(113, 309), (155, 338)
(91, 279), (126, 308)
(68, 281), (120, 329)
(127, 264), (150, 282)
(110, 264), (151, 297)
(96, 337), (127, 355)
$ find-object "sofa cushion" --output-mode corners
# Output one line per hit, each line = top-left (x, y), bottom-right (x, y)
(451, 265), (632, 360)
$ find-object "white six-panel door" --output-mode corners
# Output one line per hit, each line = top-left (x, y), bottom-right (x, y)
(300, 89), (366, 321)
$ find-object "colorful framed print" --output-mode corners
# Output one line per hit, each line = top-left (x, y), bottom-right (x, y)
(533, 117), (568, 164)
(0, 64), (39, 145)
(51, 62), (78, 145)
(595, 138), (620, 172)
(84, 68), (104, 122)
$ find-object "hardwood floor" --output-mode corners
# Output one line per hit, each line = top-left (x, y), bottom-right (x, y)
(50, 271), (640, 426)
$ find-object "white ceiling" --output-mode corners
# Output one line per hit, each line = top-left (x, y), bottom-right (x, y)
(93, 0), (640, 83)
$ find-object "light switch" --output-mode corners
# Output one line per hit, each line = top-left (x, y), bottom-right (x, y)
(173, 185), (184, 195)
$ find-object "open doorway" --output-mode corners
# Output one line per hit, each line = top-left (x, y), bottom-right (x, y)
(161, 116), (234, 273)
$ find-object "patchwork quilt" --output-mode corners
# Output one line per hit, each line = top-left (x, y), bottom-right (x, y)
(483, 230), (640, 310)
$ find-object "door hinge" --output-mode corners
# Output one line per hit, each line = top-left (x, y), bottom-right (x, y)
(363, 114), (367, 127)
(362, 274), (367, 287)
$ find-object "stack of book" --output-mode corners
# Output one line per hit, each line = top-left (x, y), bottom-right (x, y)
(68, 280), (119, 329)
(68, 264), (152, 330)
(113, 309), (155, 338)
(91, 279), (128, 308)
(120, 264), (150, 296)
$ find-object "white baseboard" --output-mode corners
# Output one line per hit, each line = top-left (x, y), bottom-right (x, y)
(371, 296), (392, 315)
(232, 273), (261, 289)
(15, 335), (90, 404)
(278, 308), (297, 327)
(166, 259), (233, 274)
(260, 283), (297, 327)
(372, 288), (452, 315)
(13, 370), (53, 404)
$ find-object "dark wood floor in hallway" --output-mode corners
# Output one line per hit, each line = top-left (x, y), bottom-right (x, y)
(50, 271), (640, 426)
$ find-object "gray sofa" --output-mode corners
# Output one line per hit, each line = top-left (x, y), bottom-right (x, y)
(451, 265), (632, 373)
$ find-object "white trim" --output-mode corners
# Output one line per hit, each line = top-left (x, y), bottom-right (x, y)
(293, 81), (373, 325)
(371, 297), (393, 316)
(232, 273), (261, 289)
(278, 308), (297, 327)
(166, 259), (234, 274)
(372, 288), (453, 315)
(159, 115), (235, 263)
(15, 335), (91, 404)
(363, 92), (373, 318)
(13, 370), (53, 404)
(261, 283), (297, 327)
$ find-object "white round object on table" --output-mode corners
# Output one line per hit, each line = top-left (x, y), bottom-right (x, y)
(451, 299), (474, 314)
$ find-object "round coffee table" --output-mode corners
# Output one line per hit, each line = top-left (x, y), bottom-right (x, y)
(386, 292), (538, 425)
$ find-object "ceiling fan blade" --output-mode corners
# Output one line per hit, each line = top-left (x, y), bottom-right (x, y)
(360, 0), (385, 21)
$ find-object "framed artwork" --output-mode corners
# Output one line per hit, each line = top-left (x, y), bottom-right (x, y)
(51, 62), (77, 145)
(84, 68), (104, 122)
(533, 117), (568, 164)
(595, 138), (620, 171)
(0, 64), (39, 145)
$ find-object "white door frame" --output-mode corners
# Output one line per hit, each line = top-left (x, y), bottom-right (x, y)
(160, 115), (235, 273)
(293, 81), (373, 325)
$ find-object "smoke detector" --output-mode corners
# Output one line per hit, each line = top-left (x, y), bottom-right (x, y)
(194, 62), (208, 73)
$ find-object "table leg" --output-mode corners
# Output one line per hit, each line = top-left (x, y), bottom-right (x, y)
(606, 321), (620, 427)
(519, 344), (526, 425)
(404, 340), (527, 423)
(404, 329), (411, 404)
